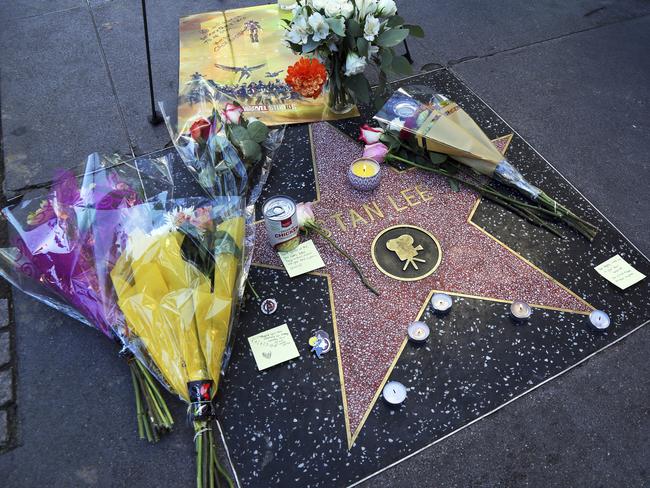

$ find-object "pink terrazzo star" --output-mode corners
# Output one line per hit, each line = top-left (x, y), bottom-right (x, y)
(253, 122), (592, 447)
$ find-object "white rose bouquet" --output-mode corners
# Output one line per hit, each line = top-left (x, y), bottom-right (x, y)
(283, 0), (423, 114)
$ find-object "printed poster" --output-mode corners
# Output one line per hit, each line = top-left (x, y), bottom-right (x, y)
(178, 4), (359, 126)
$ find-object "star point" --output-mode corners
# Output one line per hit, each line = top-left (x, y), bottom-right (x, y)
(253, 122), (591, 447)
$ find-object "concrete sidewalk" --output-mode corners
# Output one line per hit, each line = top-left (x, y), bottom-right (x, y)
(1, 1), (649, 486)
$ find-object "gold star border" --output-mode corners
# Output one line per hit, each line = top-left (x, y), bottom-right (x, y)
(253, 124), (593, 449)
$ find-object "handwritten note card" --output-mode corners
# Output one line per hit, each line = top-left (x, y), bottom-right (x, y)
(247, 324), (300, 371)
(279, 240), (325, 278)
(595, 254), (646, 290)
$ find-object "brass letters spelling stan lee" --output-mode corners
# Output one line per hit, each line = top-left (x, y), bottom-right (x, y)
(322, 184), (435, 234)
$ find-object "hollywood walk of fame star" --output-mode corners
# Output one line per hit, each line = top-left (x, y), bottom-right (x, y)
(253, 123), (592, 447)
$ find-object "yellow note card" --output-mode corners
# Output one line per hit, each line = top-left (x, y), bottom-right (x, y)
(278, 240), (325, 278)
(247, 323), (300, 371)
(595, 254), (646, 290)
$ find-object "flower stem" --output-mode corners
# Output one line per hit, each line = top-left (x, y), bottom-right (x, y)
(196, 423), (203, 488)
(386, 154), (597, 240)
(137, 360), (174, 429)
(246, 278), (260, 300)
(129, 362), (146, 440)
(195, 421), (235, 488)
(308, 224), (379, 296)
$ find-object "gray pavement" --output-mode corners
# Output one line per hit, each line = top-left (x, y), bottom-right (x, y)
(0, 1), (649, 486)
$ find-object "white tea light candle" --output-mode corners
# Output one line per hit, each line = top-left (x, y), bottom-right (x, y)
(407, 321), (430, 343)
(510, 300), (532, 320)
(430, 293), (453, 314)
(589, 310), (610, 331)
(382, 381), (407, 405)
(348, 158), (381, 191)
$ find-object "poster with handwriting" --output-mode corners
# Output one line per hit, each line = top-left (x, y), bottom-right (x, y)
(178, 4), (358, 127)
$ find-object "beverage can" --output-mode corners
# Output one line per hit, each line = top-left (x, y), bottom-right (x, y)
(262, 195), (300, 252)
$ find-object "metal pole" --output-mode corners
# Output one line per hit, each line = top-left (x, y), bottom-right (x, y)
(141, 0), (162, 125)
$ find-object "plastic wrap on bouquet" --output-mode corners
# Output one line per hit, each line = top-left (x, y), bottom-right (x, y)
(373, 89), (598, 240)
(0, 153), (172, 338)
(159, 77), (286, 385)
(163, 76), (285, 204)
(106, 196), (247, 409)
(374, 89), (542, 200)
(0, 152), (177, 441)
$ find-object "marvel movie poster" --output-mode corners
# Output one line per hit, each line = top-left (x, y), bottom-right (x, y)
(178, 4), (358, 127)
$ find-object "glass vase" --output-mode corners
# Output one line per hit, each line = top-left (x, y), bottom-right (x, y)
(327, 80), (355, 115)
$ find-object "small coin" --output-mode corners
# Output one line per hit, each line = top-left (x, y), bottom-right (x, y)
(260, 298), (278, 315)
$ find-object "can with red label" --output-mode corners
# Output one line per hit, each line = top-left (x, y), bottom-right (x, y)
(262, 195), (300, 252)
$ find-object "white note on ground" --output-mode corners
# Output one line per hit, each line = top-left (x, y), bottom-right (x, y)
(594, 254), (645, 290)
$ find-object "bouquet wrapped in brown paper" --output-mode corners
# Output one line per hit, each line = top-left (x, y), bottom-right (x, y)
(373, 89), (598, 240)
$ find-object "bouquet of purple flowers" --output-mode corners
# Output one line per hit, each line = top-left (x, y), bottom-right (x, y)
(0, 153), (174, 441)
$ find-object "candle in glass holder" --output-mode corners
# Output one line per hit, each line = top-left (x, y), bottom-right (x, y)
(348, 158), (381, 191)
(430, 293), (453, 314)
(407, 321), (430, 343)
(510, 300), (532, 321)
(589, 310), (610, 331)
(382, 381), (407, 405)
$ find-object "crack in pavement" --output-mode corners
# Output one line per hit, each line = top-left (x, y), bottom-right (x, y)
(446, 11), (650, 67)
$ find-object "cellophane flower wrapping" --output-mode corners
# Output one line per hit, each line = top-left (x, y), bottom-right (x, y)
(140, 77), (285, 408)
(0, 153), (173, 341)
(165, 76), (285, 203)
(107, 195), (246, 413)
(373, 88), (542, 199)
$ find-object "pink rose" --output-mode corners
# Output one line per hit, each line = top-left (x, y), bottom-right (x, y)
(190, 207), (214, 231)
(222, 102), (244, 124)
(358, 124), (383, 144)
(296, 201), (316, 229)
(362, 142), (389, 164)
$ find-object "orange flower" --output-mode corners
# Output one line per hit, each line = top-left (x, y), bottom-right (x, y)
(285, 57), (328, 99)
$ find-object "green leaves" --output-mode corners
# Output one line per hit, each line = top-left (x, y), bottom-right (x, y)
(447, 178), (460, 192)
(429, 151), (448, 164)
(239, 139), (262, 163)
(347, 19), (362, 37)
(376, 28), (409, 47)
(246, 120), (269, 143)
(391, 55), (413, 75)
(227, 121), (266, 163)
(345, 19), (363, 50)
(228, 125), (249, 143)
(386, 15), (405, 28)
(344, 74), (371, 104)
(327, 17), (345, 36)
(404, 24), (424, 38)
(301, 39), (319, 53)
(356, 37), (369, 58)
(379, 47), (393, 72)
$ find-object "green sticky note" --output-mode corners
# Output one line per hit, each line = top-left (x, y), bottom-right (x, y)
(278, 239), (325, 278)
(594, 254), (646, 290)
(247, 323), (300, 371)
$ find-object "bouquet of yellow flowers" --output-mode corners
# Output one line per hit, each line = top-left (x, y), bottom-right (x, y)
(109, 197), (246, 487)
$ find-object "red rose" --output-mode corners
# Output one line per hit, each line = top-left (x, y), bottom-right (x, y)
(189, 118), (211, 141)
